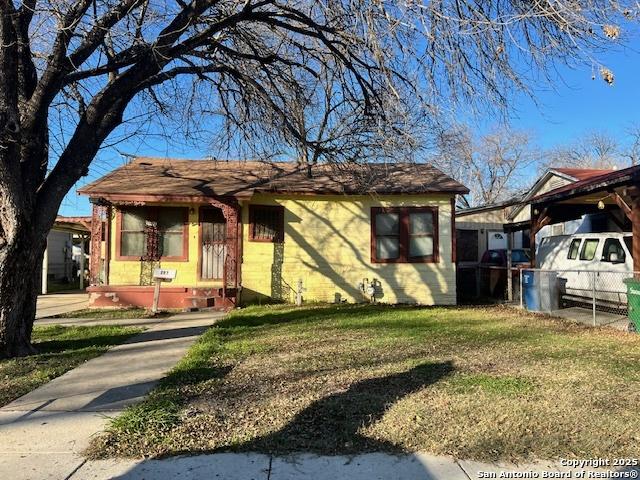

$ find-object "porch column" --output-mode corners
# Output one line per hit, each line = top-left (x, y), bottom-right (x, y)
(104, 206), (111, 285)
(222, 204), (240, 290)
(208, 198), (241, 296)
(89, 203), (105, 286)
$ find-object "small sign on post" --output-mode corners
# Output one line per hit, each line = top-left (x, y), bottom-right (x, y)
(152, 268), (177, 313)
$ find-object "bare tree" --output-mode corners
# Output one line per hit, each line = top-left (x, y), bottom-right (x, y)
(542, 131), (622, 170)
(215, 64), (422, 169)
(0, 0), (632, 356)
(622, 123), (640, 166)
(433, 125), (538, 207)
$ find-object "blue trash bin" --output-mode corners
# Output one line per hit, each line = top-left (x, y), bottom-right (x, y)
(522, 269), (559, 312)
(522, 269), (541, 311)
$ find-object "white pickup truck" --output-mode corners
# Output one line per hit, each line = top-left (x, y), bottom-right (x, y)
(536, 233), (634, 308)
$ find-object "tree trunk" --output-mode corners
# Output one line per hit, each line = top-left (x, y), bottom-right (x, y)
(0, 226), (46, 358)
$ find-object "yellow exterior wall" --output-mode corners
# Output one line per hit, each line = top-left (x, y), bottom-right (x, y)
(105, 195), (457, 305)
(107, 203), (222, 288)
(240, 194), (456, 305)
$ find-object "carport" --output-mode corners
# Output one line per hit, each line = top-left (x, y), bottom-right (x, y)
(529, 165), (640, 271)
(526, 165), (640, 329)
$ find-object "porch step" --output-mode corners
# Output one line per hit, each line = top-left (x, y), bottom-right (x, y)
(183, 296), (235, 311)
(189, 288), (223, 298)
(185, 296), (217, 309)
(188, 287), (239, 298)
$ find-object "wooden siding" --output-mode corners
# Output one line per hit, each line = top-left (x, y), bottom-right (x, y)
(456, 208), (506, 225)
(105, 195), (457, 305)
(240, 194), (456, 305)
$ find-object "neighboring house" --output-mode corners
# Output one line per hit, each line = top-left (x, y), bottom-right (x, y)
(45, 229), (74, 282)
(78, 158), (469, 309)
(455, 167), (615, 266)
(42, 216), (91, 293)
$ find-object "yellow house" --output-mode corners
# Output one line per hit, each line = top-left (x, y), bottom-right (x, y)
(79, 158), (468, 309)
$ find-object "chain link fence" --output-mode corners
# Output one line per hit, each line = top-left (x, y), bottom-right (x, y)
(519, 268), (638, 331)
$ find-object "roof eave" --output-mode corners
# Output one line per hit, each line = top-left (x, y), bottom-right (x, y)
(83, 192), (253, 203)
(81, 187), (468, 201)
(531, 168), (640, 205)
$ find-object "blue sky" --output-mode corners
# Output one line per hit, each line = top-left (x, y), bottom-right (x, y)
(59, 45), (640, 217)
(508, 45), (640, 148)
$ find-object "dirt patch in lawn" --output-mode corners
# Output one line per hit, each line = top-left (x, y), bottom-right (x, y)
(88, 304), (640, 462)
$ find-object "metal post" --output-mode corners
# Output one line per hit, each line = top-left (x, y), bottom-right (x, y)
(41, 241), (48, 295)
(592, 271), (597, 327)
(506, 231), (513, 302)
(538, 269), (542, 312)
(79, 238), (85, 290)
(152, 278), (162, 313)
(520, 268), (524, 309)
(296, 279), (303, 306)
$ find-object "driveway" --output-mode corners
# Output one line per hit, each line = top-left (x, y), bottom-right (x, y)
(0, 311), (223, 480)
(36, 292), (89, 319)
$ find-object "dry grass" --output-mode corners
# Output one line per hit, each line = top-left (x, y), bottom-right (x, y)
(0, 324), (143, 406)
(89, 304), (640, 462)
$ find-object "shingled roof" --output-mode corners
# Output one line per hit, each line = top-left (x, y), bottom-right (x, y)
(551, 167), (615, 181)
(78, 157), (469, 199)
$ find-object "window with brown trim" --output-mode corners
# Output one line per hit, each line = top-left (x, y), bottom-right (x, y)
(371, 207), (439, 263)
(117, 206), (188, 260)
(249, 205), (284, 242)
(120, 207), (146, 257)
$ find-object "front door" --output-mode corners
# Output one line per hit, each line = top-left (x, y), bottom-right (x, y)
(200, 208), (226, 280)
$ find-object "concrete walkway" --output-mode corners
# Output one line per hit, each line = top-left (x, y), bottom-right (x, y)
(551, 306), (631, 331)
(0, 311), (223, 480)
(36, 292), (89, 319)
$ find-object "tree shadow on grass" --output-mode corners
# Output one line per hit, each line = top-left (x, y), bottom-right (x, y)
(163, 364), (234, 388)
(240, 361), (454, 455)
(217, 304), (424, 330)
(33, 332), (138, 354)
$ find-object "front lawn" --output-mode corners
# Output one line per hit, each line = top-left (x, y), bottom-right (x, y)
(0, 324), (143, 406)
(89, 305), (640, 462)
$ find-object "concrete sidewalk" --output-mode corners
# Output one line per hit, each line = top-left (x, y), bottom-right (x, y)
(63, 451), (640, 479)
(36, 292), (89, 319)
(0, 311), (223, 480)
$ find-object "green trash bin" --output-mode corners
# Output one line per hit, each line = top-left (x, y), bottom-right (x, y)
(624, 278), (640, 332)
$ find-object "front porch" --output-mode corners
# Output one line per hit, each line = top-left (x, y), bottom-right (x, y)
(87, 285), (239, 310)
(87, 197), (241, 311)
